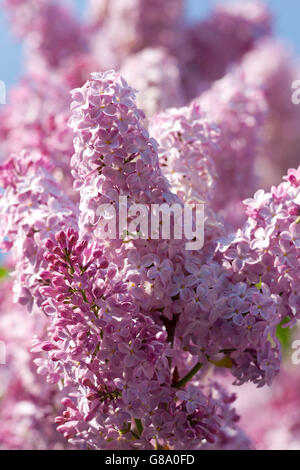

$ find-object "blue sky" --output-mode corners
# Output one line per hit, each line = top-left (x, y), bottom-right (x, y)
(0, 0), (299, 88)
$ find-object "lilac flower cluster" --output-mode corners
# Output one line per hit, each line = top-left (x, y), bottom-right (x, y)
(199, 70), (268, 228)
(180, 1), (272, 99)
(0, 71), (272, 449)
(68, 72), (283, 392)
(149, 102), (219, 205)
(0, 76), (76, 199)
(28, 224), (243, 449)
(88, 0), (184, 69)
(4, 0), (85, 70)
(121, 48), (184, 117)
(35, 228), (239, 449)
(0, 153), (78, 310)
(0, 275), (68, 449)
(217, 167), (300, 326)
(0, 0), (299, 452)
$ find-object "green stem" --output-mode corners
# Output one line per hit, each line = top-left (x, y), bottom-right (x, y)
(130, 431), (140, 440)
(134, 418), (143, 437)
(172, 362), (203, 388)
(80, 289), (88, 303)
(0, 267), (9, 280)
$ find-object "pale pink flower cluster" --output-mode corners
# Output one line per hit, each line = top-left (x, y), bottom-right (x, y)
(149, 102), (219, 205)
(0, 0), (299, 452)
(0, 275), (68, 449)
(88, 0), (184, 67)
(217, 167), (300, 326)
(240, 39), (300, 186)
(4, 0), (86, 70)
(231, 364), (300, 450)
(121, 48), (184, 117)
(199, 70), (268, 228)
(0, 76), (76, 199)
(0, 153), (78, 311)
(180, 1), (272, 99)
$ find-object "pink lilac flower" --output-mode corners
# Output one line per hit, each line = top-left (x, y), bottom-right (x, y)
(231, 365), (300, 450)
(4, 0), (86, 70)
(181, 1), (272, 100)
(69, 71), (283, 390)
(121, 47), (184, 117)
(0, 75), (77, 200)
(149, 101), (219, 205)
(0, 148), (242, 449)
(0, 68), (272, 449)
(240, 39), (300, 187)
(1, 0), (300, 450)
(89, 0), (184, 69)
(0, 275), (70, 450)
(199, 69), (268, 228)
(217, 166), (300, 326)
(0, 153), (78, 311)
(33, 228), (240, 449)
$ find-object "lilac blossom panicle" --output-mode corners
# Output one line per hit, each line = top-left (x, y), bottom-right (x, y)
(89, 0), (184, 69)
(34, 227), (242, 449)
(240, 39), (300, 186)
(216, 166), (300, 329)
(181, 0), (272, 100)
(69, 71), (284, 396)
(0, 276), (69, 450)
(199, 69), (268, 229)
(0, 0), (300, 452)
(0, 153), (78, 311)
(0, 75), (77, 200)
(120, 47), (184, 117)
(4, 0), (86, 70)
(0, 72), (250, 450)
(149, 102), (219, 205)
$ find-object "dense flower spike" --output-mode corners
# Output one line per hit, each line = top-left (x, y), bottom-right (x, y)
(69, 70), (178, 241)
(216, 167), (300, 325)
(33, 230), (171, 448)
(1, 0), (300, 452)
(89, 0), (184, 68)
(32, 228), (240, 449)
(149, 101), (224, 253)
(0, 75), (76, 199)
(121, 48), (184, 117)
(181, 0), (272, 99)
(149, 102), (219, 204)
(0, 153), (78, 310)
(0, 276), (68, 450)
(4, 0), (86, 70)
(199, 70), (268, 228)
(240, 39), (300, 186)
(69, 71), (283, 390)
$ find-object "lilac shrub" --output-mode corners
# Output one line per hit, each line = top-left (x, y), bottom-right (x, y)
(0, 0), (299, 452)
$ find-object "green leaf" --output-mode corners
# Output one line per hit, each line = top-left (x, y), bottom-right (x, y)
(134, 419), (143, 438)
(276, 317), (295, 355)
(209, 356), (233, 369)
(255, 276), (262, 290)
(0, 267), (8, 279)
